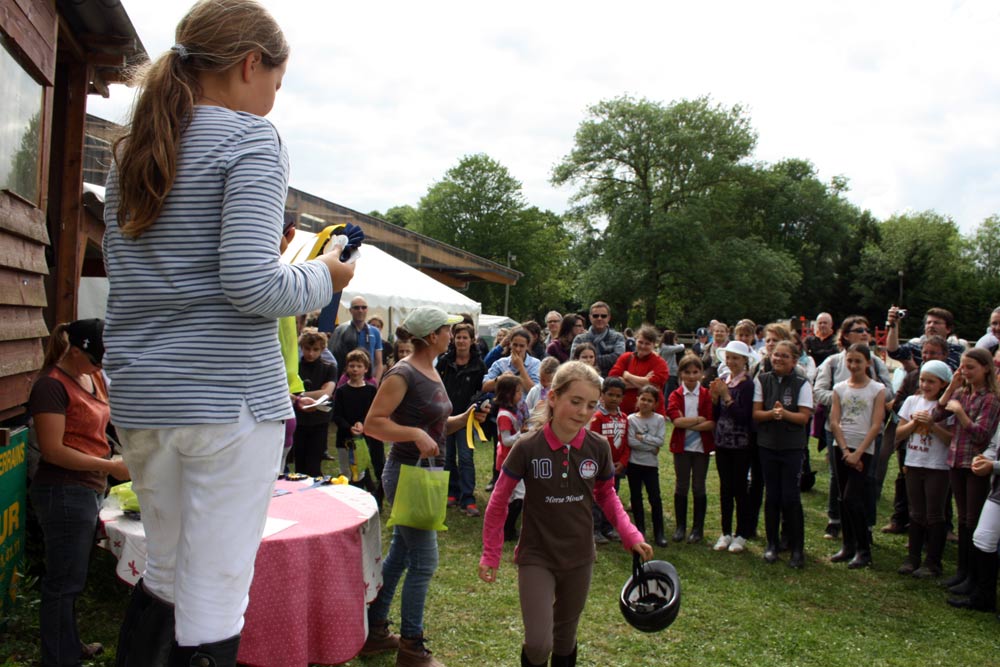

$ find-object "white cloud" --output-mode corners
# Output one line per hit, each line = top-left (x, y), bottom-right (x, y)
(87, 0), (1000, 232)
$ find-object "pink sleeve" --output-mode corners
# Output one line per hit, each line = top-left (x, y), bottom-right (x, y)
(594, 477), (643, 551)
(480, 471), (517, 569)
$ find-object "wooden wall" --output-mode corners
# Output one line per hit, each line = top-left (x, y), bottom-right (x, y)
(0, 0), (57, 420)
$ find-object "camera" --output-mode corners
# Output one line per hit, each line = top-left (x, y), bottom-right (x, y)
(897, 309), (908, 320)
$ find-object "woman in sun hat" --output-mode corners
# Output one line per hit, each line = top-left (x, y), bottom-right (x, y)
(362, 306), (489, 666)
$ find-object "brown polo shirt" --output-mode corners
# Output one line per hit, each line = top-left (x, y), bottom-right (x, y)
(503, 424), (614, 570)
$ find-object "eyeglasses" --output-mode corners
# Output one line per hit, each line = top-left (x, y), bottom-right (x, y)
(849, 327), (870, 334)
(590, 313), (608, 319)
(351, 305), (368, 310)
(546, 319), (560, 325)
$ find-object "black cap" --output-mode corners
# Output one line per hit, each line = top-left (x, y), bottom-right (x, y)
(66, 319), (104, 365)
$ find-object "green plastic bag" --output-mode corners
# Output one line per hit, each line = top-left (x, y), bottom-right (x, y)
(351, 436), (372, 482)
(386, 460), (450, 531)
(109, 481), (140, 512)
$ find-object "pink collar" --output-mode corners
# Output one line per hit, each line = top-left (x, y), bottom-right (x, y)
(544, 423), (586, 451)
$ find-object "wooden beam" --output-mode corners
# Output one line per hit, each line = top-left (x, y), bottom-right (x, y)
(419, 268), (469, 290)
(87, 52), (125, 68)
(0, 267), (47, 307)
(468, 269), (518, 286)
(0, 191), (48, 244)
(0, 0), (57, 84)
(53, 59), (88, 325)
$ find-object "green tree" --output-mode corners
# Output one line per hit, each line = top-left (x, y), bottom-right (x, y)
(552, 95), (757, 324)
(413, 154), (573, 319)
(369, 205), (418, 229)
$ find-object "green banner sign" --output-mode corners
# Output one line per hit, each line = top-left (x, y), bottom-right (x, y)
(0, 427), (26, 617)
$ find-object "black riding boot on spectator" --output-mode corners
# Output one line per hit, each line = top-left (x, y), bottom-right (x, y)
(687, 495), (706, 544)
(948, 547), (998, 612)
(521, 646), (547, 667)
(672, 494), (687, 542)
(116, 579), (175, 667)
(787, 502), (805, 569)
(763, 502), (780, 564)
(944, 525), (970, 588)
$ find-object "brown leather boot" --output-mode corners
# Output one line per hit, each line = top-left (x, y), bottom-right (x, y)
(396, 635), (445, 667)
(361, 620), (400, 655)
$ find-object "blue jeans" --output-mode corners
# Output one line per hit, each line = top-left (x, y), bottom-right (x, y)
(30, 484), (101, 667)
(444, 431), (476, 508)
(368, 457), (439, 638)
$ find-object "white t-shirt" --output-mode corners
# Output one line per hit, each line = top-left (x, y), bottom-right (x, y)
(832, 379), (885, 451)
(898, 394), (951, 470)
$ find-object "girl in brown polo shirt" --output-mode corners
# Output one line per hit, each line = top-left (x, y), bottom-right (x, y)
(479, 361), (653, 667)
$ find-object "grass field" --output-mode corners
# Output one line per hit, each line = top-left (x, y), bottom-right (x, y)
(3, 435), (998, 667)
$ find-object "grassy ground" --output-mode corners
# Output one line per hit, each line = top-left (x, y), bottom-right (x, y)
(3, 434), (998, 667)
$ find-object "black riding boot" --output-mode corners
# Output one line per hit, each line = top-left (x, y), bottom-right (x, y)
(848, 502), (872, 569)
(899, 522), (925, 575)
(521, 646), (548, 667)
(116, 579), (175, 667)
(504, 499), (524, 542)
(763, 502), (780, 563)
(687, 495), (707, 543)
(550, 644), (577, 667)
(786, 502), (805, 569)
(949, 527), (978, 594)
(944, 525), (970, 588)
(948, 547), (998, 612)
(672, 494), (687, 542)
(168, 635), (240, 667)
(831, 500), (856, 563)
(652, 511), (667, 548)
(918, 522), (947, 577)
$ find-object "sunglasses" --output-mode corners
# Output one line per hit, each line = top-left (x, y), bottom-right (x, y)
(849, 327), (870, 334)
(590, 313), (608, 319)
(351, 305), (368, 310)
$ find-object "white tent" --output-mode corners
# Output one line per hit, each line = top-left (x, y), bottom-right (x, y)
(281, 229), (481, 335)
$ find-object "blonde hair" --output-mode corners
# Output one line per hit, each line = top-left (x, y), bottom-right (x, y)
(113, 0), (289, 238)
(528, 361), (602, 429)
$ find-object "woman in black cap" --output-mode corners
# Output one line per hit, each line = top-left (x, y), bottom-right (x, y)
(28, 318), (130, 665)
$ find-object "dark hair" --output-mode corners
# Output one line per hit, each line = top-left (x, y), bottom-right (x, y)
(837, 315), (870, 351)
(660, 329), (676, 346)
(638, 384), (660, 402)
(452, 322), (475, 339)
(925, 307), (955, 331)
(395, 326), (427, 350)
(298, 328), (328, 348)
(42, 323), (72, 368)
(507, 328), (532, 346)
(845, 343), (872, 361)
(557, 314), (578, 347)
(522, 320), (542, 340)
(572, 342), (597, 362)
(602, 376), (626, 394)
(495, 374), (521, 409)
(346, 348), (371, 369)
(677, 353), (704, 373)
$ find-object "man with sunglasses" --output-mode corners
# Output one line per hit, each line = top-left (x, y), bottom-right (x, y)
(569, 301), (626, 377)
(886, 306), (965, 371)
(330, 296), (383, 383)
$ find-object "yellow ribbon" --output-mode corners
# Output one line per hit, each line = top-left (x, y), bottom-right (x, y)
(466, 410), (487, 449)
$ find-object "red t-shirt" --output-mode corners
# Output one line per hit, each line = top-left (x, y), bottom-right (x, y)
(590, 407), (630, 467)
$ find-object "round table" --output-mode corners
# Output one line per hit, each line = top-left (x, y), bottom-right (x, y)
(100, 480), (382, 667)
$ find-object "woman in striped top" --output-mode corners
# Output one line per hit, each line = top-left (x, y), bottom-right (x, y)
(103, 1), (355, 664)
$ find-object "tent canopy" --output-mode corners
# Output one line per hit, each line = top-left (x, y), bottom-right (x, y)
(281, 230), (481, 337)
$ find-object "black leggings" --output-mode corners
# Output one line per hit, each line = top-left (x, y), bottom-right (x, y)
(293, 422), (329, 477)
(716, 448), (753, 538)
(950, 467), (990, 529)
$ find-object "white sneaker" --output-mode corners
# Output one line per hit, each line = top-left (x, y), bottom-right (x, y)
(713, 534), (733, 551)
(728, 536), (747, 553)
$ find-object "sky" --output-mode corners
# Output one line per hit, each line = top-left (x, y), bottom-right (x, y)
(88, 0), (1000, 234)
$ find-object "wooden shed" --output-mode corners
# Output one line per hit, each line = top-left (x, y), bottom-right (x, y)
(0, 0), (144, 421)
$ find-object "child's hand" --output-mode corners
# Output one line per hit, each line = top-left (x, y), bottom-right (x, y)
(945, 400), (963, 415)
(972, 455), (993, 477)
(632, 542), (654, 561)
(478, 564), (497, 583)
(772, 401), (785, 421)
(350, 422), (364, 435)
(614, 462), (625, 475)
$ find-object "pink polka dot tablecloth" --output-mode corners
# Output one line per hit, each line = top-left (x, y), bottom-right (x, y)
(99, 481), (383, 667)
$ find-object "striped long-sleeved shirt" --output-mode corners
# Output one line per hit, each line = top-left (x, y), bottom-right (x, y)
(102, 106), (333, 428)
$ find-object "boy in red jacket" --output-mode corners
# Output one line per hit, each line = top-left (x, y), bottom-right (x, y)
(590, 376), (629, 543)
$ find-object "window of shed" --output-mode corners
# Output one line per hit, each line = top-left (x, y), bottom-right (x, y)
(0, 39), (43, 204)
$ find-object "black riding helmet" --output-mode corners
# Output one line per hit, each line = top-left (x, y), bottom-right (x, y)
(619, 553), (681, 632)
